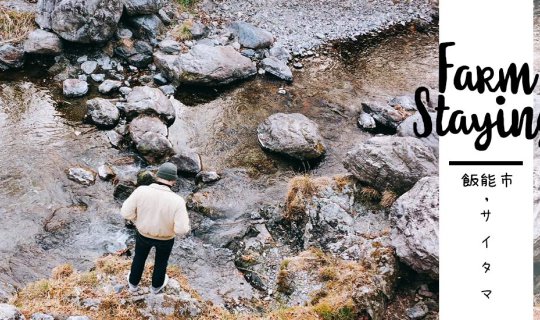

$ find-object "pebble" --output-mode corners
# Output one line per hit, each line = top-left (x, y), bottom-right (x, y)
(77, 55), (88, 63)
(91, 73), (105, 82)
(293, 62), (303, 69)
(128, 66), (138, 72)
(117, 64), (124, 72)
(78, 74), (87, 81)
(278, 88), (286, 95)
(258, 68), (266, 75)
(153, 73), (168, 85)
(81, 60), (98, 74)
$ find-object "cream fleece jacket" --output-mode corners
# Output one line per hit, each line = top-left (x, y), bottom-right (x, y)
(120, 183), (190, 240)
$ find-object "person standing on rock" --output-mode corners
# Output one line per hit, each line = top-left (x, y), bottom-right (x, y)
(120, 162), (190, 294)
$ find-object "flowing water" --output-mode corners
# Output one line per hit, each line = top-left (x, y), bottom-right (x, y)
(0, 24), (438, 302)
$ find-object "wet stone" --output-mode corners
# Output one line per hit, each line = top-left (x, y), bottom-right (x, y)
(91, 74), (105, 82)
(98, 164), (116, 181)
(98, 80), (123, 94)
(67, 167), (96, 185)
(81, 60), (98, 74)
(63, 79), (88, 97)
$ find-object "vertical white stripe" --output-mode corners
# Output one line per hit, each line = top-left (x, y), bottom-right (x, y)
(440, 1), (533, 319)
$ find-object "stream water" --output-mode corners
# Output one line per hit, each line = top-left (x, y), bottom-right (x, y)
(0, 24), (438, 303)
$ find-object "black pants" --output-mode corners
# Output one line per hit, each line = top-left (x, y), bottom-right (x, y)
(129, 232), (174, 288)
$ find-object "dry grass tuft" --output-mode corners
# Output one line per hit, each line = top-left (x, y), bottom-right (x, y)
(171, 20), (193, 41)
(359, 186), (381, 202)
(380, 190), (397, 208)
(284, 175), (316, 221)
(51, 264), (74, 280)
(0, 10), (35, 44)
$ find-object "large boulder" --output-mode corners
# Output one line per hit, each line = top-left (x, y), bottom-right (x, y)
(229, 21), (274, 49)
(123, 0), (163, 15)
(23, 29), (63, 55)
(124, 86), (175, 125)
(127, 14), (164, 40)
(343, 136), (437, 193)
(0, 304), (25, 320)
(390, 177), (438, 278)
(257, 113), (326, 161)
(128, 115), (168, 144)
(128, 116), (173, 164)
(154, 45), (257, 86)
(85, 98), (120, 128)
(396, 111), (438, 153)
(114, 40), (153, 68)
(36, 0), (57, 29)
(46, 0), (123, 43)
(0, 45), (24, 71)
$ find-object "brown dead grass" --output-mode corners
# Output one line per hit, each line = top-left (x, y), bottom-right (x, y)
(380, 190), (397, 208)
(359, 186), (382, 202)
(171, 20), (193, 41)
(0, 10), (35, 44)
(284, 175), (335, 221)
(15, 255), (209, 320)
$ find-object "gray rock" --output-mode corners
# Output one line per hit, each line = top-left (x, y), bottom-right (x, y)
(260, 57), (293, 82)
(229, 21), (274, 49)
(67, 167), (96, 185)
(48, 0), (123, 43)
(36, 0), (57, 29)
(190, 22), (208, 39)
(405, 302), (429, 319)
(31, 313), (54, 320)
(98, 164), (115, 180)
(78, 75), (88, 81)
(153, 73), (168, 85)
(154, 45), (257, 86)
(91, 73), (105, 82)
(135, 132), (174, 164)
(268, 45), (291, 62)
(0, 304), (24, 320)
(66, 317), (90, 320)
(196, 171), (220, 184)
(86, 98), (120, 128)
(127, 14), (164, 40)
(257, 113), (325, 160)
(158, 39), (181, 54)
(397, 112), (438, 153)
(124, 86), (175, 124)
(98, 80), (122, 94)
(389, 95), (421, 112)
(123, 0), (163, 16)
(343, 136), (438, 193)
(129, 115), (168, 144)
(169, 149), (202, 174)
(358, 112), (376, 131)
(119, 87), (132, 96)
(391, 177), (439, 278)
(362, 101), (412, 130)
(114, 40), (153, 68)
(293, 62), (303, 69)
(157, 8), (171, 25)
(81, 60), (98, 74)
(62, 79), (89, 97)
(129, 116), (173, 164)
(159, 85), (175, 96)
(0, 44), (24, 71)
(23, 29), (63, 55)
(116, 28), (133, 39)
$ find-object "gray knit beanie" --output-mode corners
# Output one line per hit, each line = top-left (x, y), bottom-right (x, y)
(156, 162), (178, 181)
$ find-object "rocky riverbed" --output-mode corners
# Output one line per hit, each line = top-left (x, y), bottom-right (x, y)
(0, 0), (443, 319)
